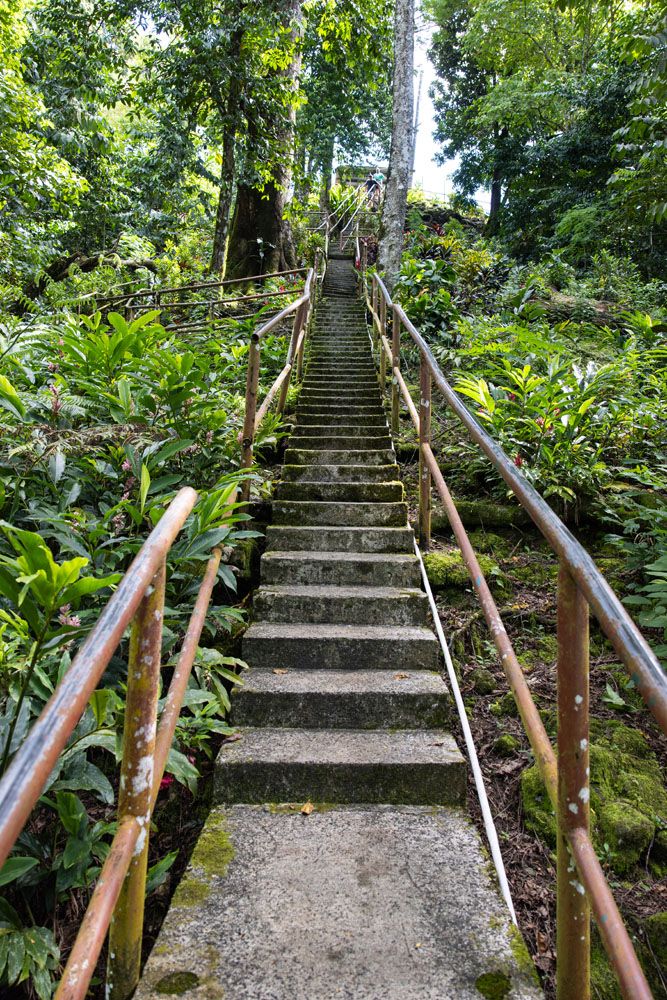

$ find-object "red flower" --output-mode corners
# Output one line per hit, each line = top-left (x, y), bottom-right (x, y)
(514, 455), (523, 468)
(160, 775), (174, 791)
(536, 417), (544, 428)
(508, 392), (516, 402)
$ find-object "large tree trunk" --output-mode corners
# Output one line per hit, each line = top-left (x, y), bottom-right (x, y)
(225, 0), (303, 280)
(209, 32), (243, 274)
(225, 182), (284, 279)
(209, 130), (236, 274)
(378, 0), (415, 290)
(487, 168), (502, 230)
(319, 136), (334, 214)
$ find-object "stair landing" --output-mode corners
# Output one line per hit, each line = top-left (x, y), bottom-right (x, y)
(136, 257), (541, 998)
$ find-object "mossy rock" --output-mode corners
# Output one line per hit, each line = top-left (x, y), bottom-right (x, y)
(643, 912), (667, 970)
(469, 667), (497, 695)
(490, 692), (518, 718)
(433, 499), (530, 530)
(423, 548), (500, 591)
(521, 763), (557, 843)
(467, 530), (513, 558)
(520, 723), (667, 875)
(494, 734), (519, 757)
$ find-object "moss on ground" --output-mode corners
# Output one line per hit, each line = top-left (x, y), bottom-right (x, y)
(494, 734), (520, 756)
(423, 548), (500, 591)
(521, 722), (667, 874)
(470, 667), (497, 694)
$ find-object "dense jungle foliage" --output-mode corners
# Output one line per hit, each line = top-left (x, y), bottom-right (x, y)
(0, 0), (665, 995)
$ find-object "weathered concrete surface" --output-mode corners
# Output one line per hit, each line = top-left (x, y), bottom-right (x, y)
(281, 463), (399, 484)
(260, 550), (421, 586)
(242, 621), (439, 671)
(264, 525), (415, 553)
(252, 583), (428, 625)
(272, 499), (407, 527)
(215, 728), (465, 804)
(136, 805), (542, 1000)
(275, 480), (404, 503)
(231, 667), (449, 729)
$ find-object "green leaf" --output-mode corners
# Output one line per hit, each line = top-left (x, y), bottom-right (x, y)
(146, 850), (178, 895)
(166, 748), (199, 794)
(0, 374), (26, 419)
(0, 857), (39, 887)
(140, 464), (150, 515)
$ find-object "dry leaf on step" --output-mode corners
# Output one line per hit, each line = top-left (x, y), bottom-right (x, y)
(301, 801), (314, 816)
(394, 672), (409, 680)
(273, 668), (288, 675)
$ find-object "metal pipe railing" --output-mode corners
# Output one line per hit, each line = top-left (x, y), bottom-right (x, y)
(0, 485), (242, 1000)
(362, 265), (661, 1000)
(239, 263), (321, 498)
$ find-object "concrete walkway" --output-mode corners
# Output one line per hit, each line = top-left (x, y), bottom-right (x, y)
(136, 258), (542, 999)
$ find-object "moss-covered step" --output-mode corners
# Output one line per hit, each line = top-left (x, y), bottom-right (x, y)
(275, 480), (403, 503)
(273, 499), (407, 527)
(264, 525), (415, 553)
(214, 729), (463, 804)
(252, 583), (428, 626)
(260, 550), (420, 586)
(286, 434), (394, 452)
(293, 410), (388, 425)
(283, 447), (395, 466)
(241, 622), (439, 671)
(281, 463), (399, 483)
(136, 805), (541, 1000)
(232, 668), (449, 729)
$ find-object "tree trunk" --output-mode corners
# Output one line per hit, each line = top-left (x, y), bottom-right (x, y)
(225, 0), (303, 280)
(209, 129), (236, 274)
(487, 167), (502, 232)
(225, 182), (284, 279)
(319, 136), (334, 214)
(209, 33), (243, 274)
(378, 0), (415, 290)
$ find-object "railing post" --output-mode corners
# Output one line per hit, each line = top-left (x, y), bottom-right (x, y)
(296, 302), (307, 383)
(277, 305), (304, 414)
(240, 332), (260, 501)
(107, 563), (166, 1000)
(371, 277), (378, 348)
(379, 294), (387, 392)
(557, 563), (590, 1000)
(391, 305), (400, 435)
(419, 355), (431, 550)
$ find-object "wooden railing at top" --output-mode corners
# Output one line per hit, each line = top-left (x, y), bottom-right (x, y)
(0, 259), (323, 1000)
(359, 244), (667, 1000)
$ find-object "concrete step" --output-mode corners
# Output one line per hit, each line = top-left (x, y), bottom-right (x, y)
(136, 805), (542, 1000)
(261, 550), (420, 586)
(252, 585), (428, 626)
(288, 435), (393, 451)
(296, 405), (386, 418)
(275, 481), (403, 503)
(291, 422), (388, 437)
(232, 668), (448, 728)
(284, 448), (394, 466)
(299, 388), (379, 401)
(303, 377), (379, 387)
(295, 411), (387, 426)
(281, 464), (398, 483)
(272, 499), (407, 527)
(214, 728), (463, 804)
(265, 525), (414, 553)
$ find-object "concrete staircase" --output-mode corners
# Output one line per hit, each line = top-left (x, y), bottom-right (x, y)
(136, 258), (542, 1000)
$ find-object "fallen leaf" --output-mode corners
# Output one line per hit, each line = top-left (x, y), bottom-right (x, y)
(301, 801), (314, 816)
(415, 942), (422, 949)
(273, 668), (288, 675)
(394, 672), (409, 680)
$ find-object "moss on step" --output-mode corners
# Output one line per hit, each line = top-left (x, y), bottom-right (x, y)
(521, 722), (667, 874)
(423, 548), (500, 591)
(154, 971), (201, 995)
(172, 810), (235, 909)
(475, 970), (511, 998)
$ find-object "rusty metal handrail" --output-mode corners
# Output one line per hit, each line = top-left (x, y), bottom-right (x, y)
(0, 487), (241, 1000)
(362, 266), (662, 1000)
(239, 264), (320, 499)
